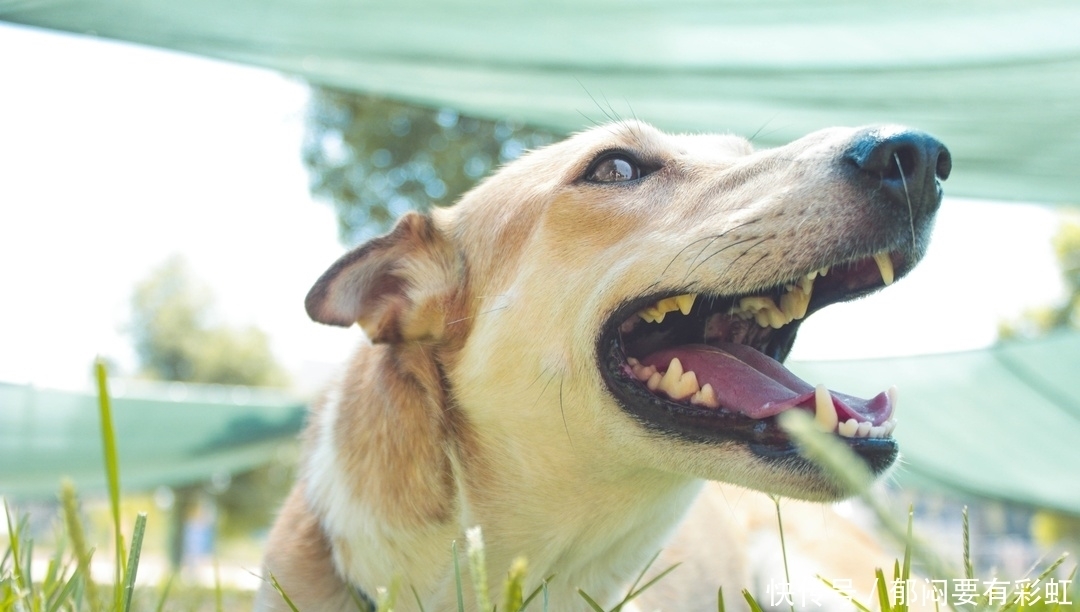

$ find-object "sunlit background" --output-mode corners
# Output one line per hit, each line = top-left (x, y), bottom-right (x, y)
(1, 12), (1078, 607)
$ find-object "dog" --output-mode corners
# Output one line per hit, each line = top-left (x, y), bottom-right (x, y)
(256, 120), (950, 611)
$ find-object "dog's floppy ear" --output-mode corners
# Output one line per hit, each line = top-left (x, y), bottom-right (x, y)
(305, 212), (461, 343)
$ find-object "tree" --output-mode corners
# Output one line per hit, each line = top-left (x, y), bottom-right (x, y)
(303, 90), (555, 244)
(129, 255), (287, 387)
(999, 213), (1080, 338)
(127, 255), (291, 569)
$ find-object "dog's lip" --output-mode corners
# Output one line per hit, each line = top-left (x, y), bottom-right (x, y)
(596, 249), (911, 463)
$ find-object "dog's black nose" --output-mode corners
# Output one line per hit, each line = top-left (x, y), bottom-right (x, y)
(845, 127), (951, 218)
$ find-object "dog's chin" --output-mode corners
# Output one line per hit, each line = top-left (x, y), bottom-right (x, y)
(597, 250), (913, 492)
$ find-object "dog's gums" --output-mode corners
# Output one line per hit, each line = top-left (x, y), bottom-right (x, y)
(599, 248), (912, 470)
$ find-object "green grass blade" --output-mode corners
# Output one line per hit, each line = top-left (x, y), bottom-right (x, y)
(874, 568), (892, 612)
(410, 584), (426, 612)
(503, 557), (527, 612)
(121, 513), (147, 612)
(268, 572), (302, 612)
(902, 506), (913, 584)
(623, 563), (681, 603)
(60, 480), (99, 608)
(214, 559), (223, 612)
(741, 589), (767, 612)
(452, 540), (465, 612)
(94, 358), (125, 611)
(576, 588), (606, 612)
(518, 574), (555, 611)
(818, 575), (873, 612)
(625, 549), (662, 602)
(46, 567), (83, 612)
(153, 574), (175, 612)
(962, 506), (973, 581)
(3, 501), (29, 605)
(772, 495), (796, 612)
(717, 586), (725, 612)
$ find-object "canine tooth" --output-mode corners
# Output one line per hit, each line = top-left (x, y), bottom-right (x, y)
(873, 252), (895, 285)
(674, 294), (696, 315)
(646, 371), (662, 391)
(887, 385), (898, 417)
(658, 358), (684, 394)
(656, 297), (679, 314)
(837, 419), (859, 438)
(691, 383), (720, 408)
(662, 369), (700, 400)
(814, 384), (838, 432)
(856, 421), (872, 437)
(819, 266), (829, 276)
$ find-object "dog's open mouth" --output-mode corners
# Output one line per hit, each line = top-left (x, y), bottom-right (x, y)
(599, 250), (909, 471)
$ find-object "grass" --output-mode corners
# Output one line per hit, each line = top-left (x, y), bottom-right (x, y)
(2, 362), (1077, 611)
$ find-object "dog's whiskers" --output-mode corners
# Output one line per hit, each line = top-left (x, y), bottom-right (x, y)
(894, 152), (918, 251)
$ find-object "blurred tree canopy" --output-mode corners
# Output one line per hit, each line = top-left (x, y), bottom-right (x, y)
(1000, 213), (1080, 338)
(303, 89), (555, 244)
(128, 255), (291, 564)
(129, 255), (288, 387)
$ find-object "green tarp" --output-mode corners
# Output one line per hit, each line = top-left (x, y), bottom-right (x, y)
(0, 380), (305, 498)
(3, 333), (1079, 513)
(2, 0), (1080, 205)
(791, 332), (1080, 516)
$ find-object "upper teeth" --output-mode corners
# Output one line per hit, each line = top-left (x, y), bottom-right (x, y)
(873, 252), (895, 285)
(635, 253), (894, 329)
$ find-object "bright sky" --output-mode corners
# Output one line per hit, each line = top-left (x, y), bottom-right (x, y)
(0, 23), (1068, 391)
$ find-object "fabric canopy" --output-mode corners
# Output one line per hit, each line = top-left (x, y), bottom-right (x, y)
(790, 332), (1080, 516)
(0, 380), (305, 498)
(2, 0), (1080, 205)
(3, 333), (1079, 515)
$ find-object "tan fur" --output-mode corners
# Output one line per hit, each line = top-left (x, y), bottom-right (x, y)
(258, 121), (939, 611)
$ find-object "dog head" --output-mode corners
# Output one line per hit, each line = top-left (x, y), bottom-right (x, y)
(305, 120), (950, 502)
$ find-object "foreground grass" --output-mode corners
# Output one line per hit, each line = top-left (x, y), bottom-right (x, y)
(2, 362), (1077, 611)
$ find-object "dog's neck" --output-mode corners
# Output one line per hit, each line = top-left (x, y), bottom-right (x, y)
(304, 342), (703, 610)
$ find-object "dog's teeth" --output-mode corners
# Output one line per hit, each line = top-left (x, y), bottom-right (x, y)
(656, 297), (679, 314)
(837, 418), (860, 438)
(869, 425), (885, 439)
(646, 371), (662, 391)
(674, 294), (696, 315)
(658, 358), (684, 393)
(856, 421), (872, 438)
(627, 357), (640, 367)
(690, 383), (720, 408)
(887, 385), (898, 417)
(819, 265), (829, 277)
(637, 294), (696, 323)
(637, 364), (657, 381)
(873, 252), (895, 286)
(813, 384), (838, 432)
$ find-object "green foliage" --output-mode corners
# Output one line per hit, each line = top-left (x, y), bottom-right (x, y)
(303, 91), (555, 244)
(1001, 213), (1080, 338)
(128, 255), (287, 387)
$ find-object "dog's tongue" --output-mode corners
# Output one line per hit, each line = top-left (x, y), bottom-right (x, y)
(640, 343), (891, 425)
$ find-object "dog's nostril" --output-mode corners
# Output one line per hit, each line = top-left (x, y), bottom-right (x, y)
(845, 127), (950, 216)
(935, 147), (953, 181)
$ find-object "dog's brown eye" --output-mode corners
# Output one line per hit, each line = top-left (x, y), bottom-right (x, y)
(586, 154), (642, 183)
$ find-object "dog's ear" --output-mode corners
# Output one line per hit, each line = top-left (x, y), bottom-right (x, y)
(305, 212), (461, 343)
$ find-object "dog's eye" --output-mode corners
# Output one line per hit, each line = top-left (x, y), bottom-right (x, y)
(585, 154), (642, 183)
